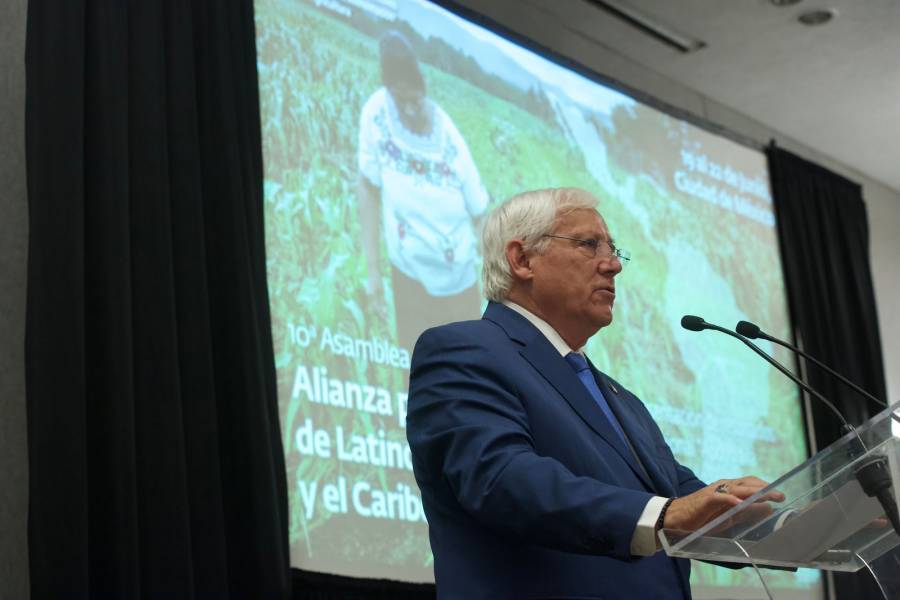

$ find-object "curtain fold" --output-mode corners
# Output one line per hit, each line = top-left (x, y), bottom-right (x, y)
(25, 1), (290, 598)
(767, 144), (888, 600)
(767, 145), (888, 441)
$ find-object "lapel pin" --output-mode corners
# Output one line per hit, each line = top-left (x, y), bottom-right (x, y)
(609, 382), (618, 394)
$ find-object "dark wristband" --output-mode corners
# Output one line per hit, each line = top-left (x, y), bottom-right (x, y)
(655, 497), (675, 533)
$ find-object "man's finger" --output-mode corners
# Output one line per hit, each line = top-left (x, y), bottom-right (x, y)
(742, 486), (785, 503)
(702, 491), (743, 515)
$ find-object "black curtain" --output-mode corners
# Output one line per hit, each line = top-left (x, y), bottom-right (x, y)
(292, 570), (435, 600)
(767, 145), (888, 599)
(25, 1), (290, 598)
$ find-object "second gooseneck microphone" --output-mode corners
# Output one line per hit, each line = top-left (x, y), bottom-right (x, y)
(680, 315), (853, 433)
(735, 319), (887, 410)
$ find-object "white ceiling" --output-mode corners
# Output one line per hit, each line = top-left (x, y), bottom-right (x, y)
(455, 0), (900, 194)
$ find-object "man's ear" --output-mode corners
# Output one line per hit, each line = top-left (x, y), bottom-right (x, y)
(505, 240), (534, 282)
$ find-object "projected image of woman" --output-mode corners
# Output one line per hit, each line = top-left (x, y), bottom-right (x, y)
(357, 30), (489, 353)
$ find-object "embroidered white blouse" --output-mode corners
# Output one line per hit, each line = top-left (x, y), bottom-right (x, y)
(358, 87), (489, 296)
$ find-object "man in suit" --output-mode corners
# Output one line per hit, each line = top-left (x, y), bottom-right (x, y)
(406, 187), (778, 599)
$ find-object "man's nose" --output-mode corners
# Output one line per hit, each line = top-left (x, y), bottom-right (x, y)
(598, 256), (623, 275)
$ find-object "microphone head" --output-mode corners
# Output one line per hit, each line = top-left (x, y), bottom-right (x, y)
(736, 320), (761, 339)
(681, 315), (708, 332)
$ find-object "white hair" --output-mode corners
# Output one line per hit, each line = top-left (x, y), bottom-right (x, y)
(481, 187), (599, 302)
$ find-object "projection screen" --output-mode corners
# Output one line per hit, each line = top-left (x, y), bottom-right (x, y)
(255, 1), (822, 597)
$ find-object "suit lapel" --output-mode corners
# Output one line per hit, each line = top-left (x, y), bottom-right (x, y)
(485, 302), (659, 491)
(520, 340), (657, 491)
(593, 369), (676, 497)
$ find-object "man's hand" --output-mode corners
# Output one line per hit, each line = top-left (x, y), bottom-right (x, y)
(664, 476), (785, 532)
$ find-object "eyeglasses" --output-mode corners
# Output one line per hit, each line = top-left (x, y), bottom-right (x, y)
(543, 235), (631, 267)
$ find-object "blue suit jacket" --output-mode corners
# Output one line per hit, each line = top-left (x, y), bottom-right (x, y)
(407, 302), (706, 599)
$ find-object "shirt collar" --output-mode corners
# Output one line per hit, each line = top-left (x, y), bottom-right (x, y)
(502, 300), (583, 357)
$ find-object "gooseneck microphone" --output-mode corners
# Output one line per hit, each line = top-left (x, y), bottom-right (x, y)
(682, 315), (900, 537)
(679, 315), (708, 332)
(735, 319), (900, 535)
(680, 315), (853, 433)
(735, 320), (888, 410)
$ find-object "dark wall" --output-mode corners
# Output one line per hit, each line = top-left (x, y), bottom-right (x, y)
(0, 0), (29, 598)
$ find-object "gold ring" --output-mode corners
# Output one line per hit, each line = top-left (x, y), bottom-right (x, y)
(715, 483), (730, 494)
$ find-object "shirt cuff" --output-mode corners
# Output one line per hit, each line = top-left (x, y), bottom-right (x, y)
(630, 496), (670, 556)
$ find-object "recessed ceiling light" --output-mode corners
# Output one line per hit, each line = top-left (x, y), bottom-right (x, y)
(797, 8), (837, 26)
(769, 0), (803, 6)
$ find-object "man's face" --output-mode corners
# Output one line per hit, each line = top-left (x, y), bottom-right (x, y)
(528, 209), (622, 346)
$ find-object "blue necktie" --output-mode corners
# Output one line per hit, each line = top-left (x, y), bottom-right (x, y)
(565, 352), (628, 445)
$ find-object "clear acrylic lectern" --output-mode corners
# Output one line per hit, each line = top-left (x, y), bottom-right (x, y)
(660, 402), (900, 599)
